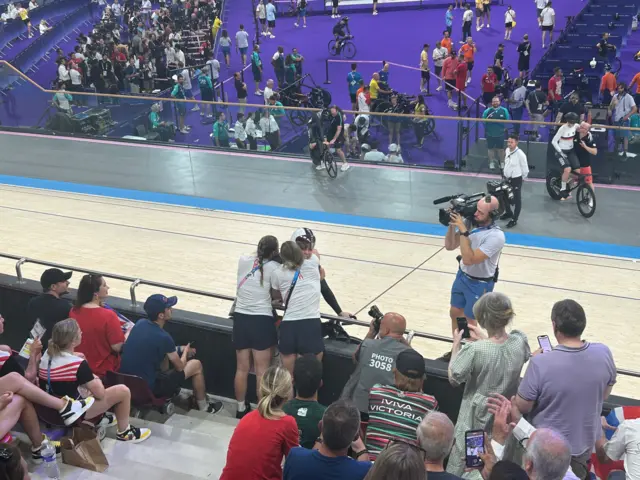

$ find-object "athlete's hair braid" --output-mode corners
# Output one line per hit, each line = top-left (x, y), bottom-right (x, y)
(256, 235), (279, 286)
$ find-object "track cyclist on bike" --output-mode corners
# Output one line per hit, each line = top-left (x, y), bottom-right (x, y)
(307, 112), (325, 171)
(551, 111), (580, 199)
(332, 16), (351, 54)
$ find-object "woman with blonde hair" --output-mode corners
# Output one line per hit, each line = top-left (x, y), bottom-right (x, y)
(39, 319), (151, 443)
(364, 441), (425, 480)
(446, 291), (529, 476)
(221, 366), (298, 480)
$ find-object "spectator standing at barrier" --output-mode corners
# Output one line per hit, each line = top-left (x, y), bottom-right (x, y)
(539, 1), (555, 48)
(251, 44), (264, 96)
(508, 78), (527, 135)
(443, 52), (459, 110)
(483, 96), (509, 169)
(341, 313), (410, 436)
(459, 36), (475, 86)
(232, 235), (279, 418)
(433, 41), (448, 91)
(526, 80), (547, 140)
(474, 0), (483, 32)
(348, 63), (362, 111)
(446, 292), (529, 476)
(461, 3), (473, 43)
(501, 134), (528, 228)
(235, 113), (248, 149)
(120, 294), (223, 413)
(265, 0), (276, 38)
(235, 24), (250, 65)
(212, 112), (230, 147)
(69, 274), (124, 378)
(27, 269), (72, 348)
(264, 78), (275, 104)
(365, 349), (437, 460)
(610, 82), (637, 159)
(517, 34), (531, 78)
(444, 198), (505, 338)
(515, 299), (617, 480)
(283, 400), (371, 480)
(283, 355), (325, 449)
(222, 366), (298, 480)
(420, 44), (431, 94)
(198, 67), (214, 118)
(481, 66), (497, 106)
(555, 92), (585, 123)
(171, 74), (188, 134)
(260, 108), (281, 149)
(445, 5), (454, 36)
(417, 412), (463, 480)
(245, 111), (259, 150)
(600, 65), (617, 106)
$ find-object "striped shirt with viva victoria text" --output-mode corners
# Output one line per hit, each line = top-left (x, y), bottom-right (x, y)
(366, 384), (438, 461)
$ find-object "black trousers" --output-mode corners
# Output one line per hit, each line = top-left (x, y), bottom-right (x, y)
(505, 176), (523, 221)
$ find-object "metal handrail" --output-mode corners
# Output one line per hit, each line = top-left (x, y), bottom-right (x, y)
(2, 252), (639, 379)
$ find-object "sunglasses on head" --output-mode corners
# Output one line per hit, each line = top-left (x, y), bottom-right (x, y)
(384, 438), (427, 460)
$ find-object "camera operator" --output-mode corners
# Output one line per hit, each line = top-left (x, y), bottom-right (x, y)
(341, 311), (410, 436)
(501, 134), (528, 229)
(445, 196), (505, 342)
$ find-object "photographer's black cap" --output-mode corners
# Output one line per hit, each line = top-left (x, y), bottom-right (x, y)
(396, 349), (426, 379)
(40, 268), (72, 290)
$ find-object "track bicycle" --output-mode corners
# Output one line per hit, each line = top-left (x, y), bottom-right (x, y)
(321, 143), (338, 178)
(328, 35), (356, 59)
(545, 170), (596, 218)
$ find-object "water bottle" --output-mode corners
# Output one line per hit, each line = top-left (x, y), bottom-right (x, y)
(41, 439), (60, 479)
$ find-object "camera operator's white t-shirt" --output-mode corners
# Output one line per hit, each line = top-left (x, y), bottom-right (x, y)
(270, 257), (321, 321)
(235, 255), (279, 316)
(460, 224), (505, 279)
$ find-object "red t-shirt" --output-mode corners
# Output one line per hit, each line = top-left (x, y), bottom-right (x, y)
(220, 410), (298, 480)
(481, 72), (497, 93)
(456, 62), (468, 91)
(69, 306), (124, 377)
(548, 75), (563, 101)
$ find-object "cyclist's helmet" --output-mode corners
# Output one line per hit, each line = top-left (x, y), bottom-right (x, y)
(340, 16), (349, 23)
(291, 228), (316, 249)
(564, 112), (579, 125)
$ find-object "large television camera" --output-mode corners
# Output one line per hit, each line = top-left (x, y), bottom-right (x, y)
(433, 180), (514, 226)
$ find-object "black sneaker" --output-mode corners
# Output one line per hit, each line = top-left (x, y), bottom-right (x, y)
(500, 213), (512, 221)
(236, 401), (252, 420)
(506, 219), (518, 229)
(207, 400), (224, 414)
(31, 436), (61, 464)
(59, 395), (95, 426)
(116, 425), (151, 443)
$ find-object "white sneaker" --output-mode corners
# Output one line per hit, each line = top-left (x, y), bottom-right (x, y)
(303, 24), (306, 27)
(269, 34), (275, 38)
(316, 164), (325, 170)
(180, 128), (189, 134)
(341, 163), (351, 172)
(489, 162), (497, 169)
(294, 22), (298, 27)
(261, 31), (266, 36)
(436, 86), (442, 91)
(200, 112), (205, 116)
(486, 24), (490, 28)
(191, 106), (200, 111)
(373, 11), (378, 14)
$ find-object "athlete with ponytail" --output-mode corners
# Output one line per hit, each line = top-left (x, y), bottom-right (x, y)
(232, 235), (280, 419)
(221, 366), (299, 480)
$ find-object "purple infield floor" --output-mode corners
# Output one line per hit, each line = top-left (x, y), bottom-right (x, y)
(1, 0), (622, 167)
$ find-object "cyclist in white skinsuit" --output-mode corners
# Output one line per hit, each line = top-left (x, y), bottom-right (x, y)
(551, 111), (580, 199)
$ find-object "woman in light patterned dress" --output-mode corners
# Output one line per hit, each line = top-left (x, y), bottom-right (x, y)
(446, 292), (530, 477)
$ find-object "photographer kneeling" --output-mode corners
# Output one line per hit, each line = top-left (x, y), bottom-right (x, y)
(340, 311), (410, 437)
(445, 196), (505, 353)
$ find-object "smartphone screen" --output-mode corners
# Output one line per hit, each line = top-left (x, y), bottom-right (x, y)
(537, 335), (553, 353)
(457, 317), (470, 339)
(465, 430), (485, 468)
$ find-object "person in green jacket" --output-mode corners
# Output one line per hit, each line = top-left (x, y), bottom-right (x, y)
(148, 103), (175, 142)
(482, 96), (510, 169)
(171, 74), (188, 134)
(212, 111), (230, 147)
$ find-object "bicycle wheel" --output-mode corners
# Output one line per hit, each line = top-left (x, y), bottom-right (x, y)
(545, 171), (563, 200)
(327, 40), (337, 57)
(324, 149), (337, 178)
(576, 183), (596, 218)
(341, 41), (356, 59)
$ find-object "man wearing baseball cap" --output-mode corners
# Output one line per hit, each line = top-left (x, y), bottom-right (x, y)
(120, 294), (223, 414)
(26, 268), (73, 346)
(365, 349), (438, 460)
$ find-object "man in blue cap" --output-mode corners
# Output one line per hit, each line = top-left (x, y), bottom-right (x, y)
(120, 294), (223, 414)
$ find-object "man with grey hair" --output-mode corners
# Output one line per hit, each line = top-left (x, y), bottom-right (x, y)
(417, 412), (463, 479)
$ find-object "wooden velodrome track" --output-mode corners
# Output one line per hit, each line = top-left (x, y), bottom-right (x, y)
(0, 184), (639, 398)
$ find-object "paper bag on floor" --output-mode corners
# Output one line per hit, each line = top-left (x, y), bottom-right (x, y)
(61, 427), (109, 472)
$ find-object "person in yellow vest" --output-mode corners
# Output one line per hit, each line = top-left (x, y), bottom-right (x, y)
(212, 15), (222, 39)
(18, 5), (32, 38)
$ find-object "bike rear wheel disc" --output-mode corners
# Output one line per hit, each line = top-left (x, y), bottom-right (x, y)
(545, 171), (563, 200)
(327, 40), (337, 56)
(342, 41), (356, 59)
(324, 151), (337, 178)
(576, 183), (596, 218)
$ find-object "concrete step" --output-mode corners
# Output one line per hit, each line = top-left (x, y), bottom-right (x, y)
(27, 413), (233, 479)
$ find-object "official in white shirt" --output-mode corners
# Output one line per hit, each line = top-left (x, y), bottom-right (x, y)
(601, 418), (640, 480)
(501, 134), (529, 228)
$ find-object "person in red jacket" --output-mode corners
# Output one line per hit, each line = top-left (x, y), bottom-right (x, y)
(481, 66), (497, 106)
(221, 366), (298, 480)
(69, 275), (124, 378)
(547, 67), (563, 107)
(455, 53), (469, 111)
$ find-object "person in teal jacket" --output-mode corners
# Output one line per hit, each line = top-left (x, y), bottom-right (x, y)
(212, 111), (230, 147)
(171, 74), (188, 134)
(148, 103), (175, 142)
(482, 96), (510, 169)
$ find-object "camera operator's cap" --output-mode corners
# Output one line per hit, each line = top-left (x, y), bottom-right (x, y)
(144, 294), (178, 320)
(396, 349), (426, 379)
(40, 268), (73, 290)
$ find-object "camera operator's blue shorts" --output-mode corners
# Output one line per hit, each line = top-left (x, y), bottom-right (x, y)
(450, 269), (495, 319)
